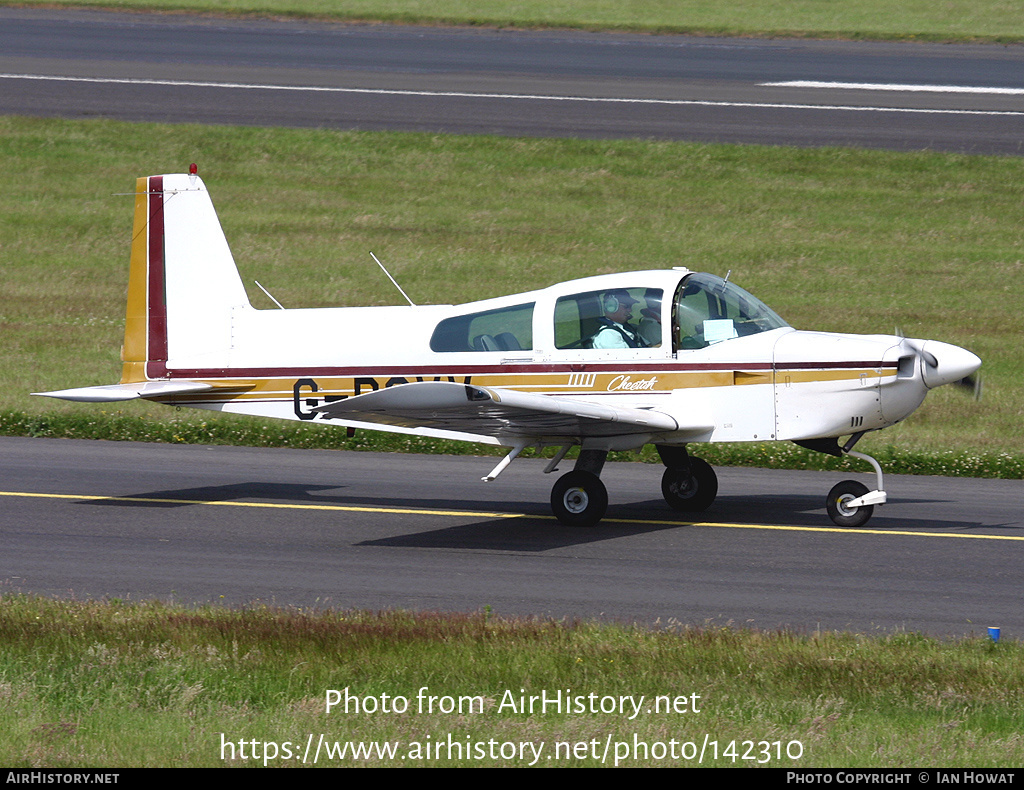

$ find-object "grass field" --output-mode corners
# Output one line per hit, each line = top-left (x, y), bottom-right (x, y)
(9, 0), (1024, 42)
(1, 116), (1017, 476)
(3, 596), (1024, 768)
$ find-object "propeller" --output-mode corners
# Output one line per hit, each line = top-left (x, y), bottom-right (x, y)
(954, 372), (983, 400)
(904, 338), (982, 397)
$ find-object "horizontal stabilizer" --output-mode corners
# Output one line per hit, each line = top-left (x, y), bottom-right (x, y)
(313, 381), (702, 441)
(34, 380), (219, 403)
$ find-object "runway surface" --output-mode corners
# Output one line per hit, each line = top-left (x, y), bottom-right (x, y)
(1, 8), (1023, 153)
(3, 437), (1022, 637)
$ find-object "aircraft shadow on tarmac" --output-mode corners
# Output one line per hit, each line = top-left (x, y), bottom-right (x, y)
(708, 495), (1003, 532)
(81, 482), (995, 551)
(81, 482), (343, 508)
(359, 496), (996, 551)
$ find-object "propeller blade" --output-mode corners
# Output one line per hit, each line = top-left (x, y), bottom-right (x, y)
(905, 338), (938, 368)
(954, 373), (983, 401)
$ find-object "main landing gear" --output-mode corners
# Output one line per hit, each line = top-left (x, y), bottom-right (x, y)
(547, 445), (720, 527)
(482, 443), (616, 528)
(550, 449), (609, 527)
(656, 445), (718, 514)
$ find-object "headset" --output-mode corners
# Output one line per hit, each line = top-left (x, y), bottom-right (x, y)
(603, 293), (621, 314)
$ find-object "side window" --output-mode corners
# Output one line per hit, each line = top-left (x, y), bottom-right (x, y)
(430, 303), (534, 352)
(554, 291), (599, 349)
(555, 288), (662, 349)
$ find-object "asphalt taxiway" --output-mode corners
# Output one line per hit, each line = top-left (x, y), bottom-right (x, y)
(3, 437), (1021, 636)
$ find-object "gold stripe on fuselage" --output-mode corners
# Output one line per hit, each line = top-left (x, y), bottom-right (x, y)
(147, 366), (893, 406)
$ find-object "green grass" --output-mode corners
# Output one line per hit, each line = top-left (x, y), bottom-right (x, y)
(1, 116), (1017, 475)
(2, 595), (1023, 767)
(9, 0), (1024, 42)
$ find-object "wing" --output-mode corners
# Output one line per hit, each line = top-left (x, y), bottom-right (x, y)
(312, 380), (711, 443)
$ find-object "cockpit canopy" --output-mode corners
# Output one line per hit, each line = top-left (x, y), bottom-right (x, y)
(551, 273), (789, 352)
(427, 270), (789, 354)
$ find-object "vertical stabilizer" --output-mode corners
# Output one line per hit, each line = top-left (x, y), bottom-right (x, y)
(121, 172), (251, 383)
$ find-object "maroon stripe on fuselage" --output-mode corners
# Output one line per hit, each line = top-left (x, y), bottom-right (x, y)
(156, 360), (894, 380)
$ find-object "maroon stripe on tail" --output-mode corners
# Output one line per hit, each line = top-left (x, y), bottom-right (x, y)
(146, 176), (168, 377)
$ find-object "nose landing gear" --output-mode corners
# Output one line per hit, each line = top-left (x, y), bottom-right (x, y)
(799, 434), (887, 528)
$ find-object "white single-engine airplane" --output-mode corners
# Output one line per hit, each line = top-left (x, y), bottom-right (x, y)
(38, 170), (982, 528)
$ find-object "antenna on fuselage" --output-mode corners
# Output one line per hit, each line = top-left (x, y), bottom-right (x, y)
(254, 280), (285, 310)
(370, 251), (416, 307)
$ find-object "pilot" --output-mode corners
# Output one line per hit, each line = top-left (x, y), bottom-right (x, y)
(590, 289), (646, 349)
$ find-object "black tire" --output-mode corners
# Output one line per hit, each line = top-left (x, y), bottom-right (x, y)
(661, 457), (718, 512)
(826, 480), (873, 527)
(550, 470), (608, 527)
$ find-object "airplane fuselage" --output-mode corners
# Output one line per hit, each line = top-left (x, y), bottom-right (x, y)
(153, 268), (944, 452)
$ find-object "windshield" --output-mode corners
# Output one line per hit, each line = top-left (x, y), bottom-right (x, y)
(673, 273), (788, 350)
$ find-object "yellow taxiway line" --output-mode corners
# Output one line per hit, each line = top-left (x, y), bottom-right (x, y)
(2, 489), (1021, 541)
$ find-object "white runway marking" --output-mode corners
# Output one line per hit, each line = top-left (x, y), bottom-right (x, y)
(766, 80), (1024, 96)
(3, 73), (1023, 117)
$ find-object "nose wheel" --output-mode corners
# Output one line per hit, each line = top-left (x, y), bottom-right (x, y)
(826, 480), (873, 527)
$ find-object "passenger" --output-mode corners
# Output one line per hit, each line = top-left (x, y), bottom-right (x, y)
(638, 288), (662, 346)
(590, 289), (646, 349)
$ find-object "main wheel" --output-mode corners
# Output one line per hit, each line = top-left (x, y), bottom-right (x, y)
(661, 457), (718, 512)
(550, 470), (608, 527)
(826, 480), (873, 527)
